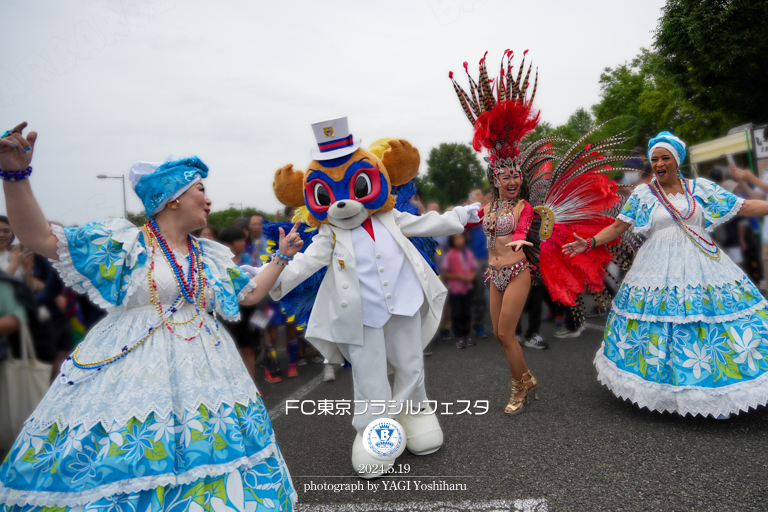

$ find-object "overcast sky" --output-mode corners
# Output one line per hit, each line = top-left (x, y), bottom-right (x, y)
(0, 0), (665, 225)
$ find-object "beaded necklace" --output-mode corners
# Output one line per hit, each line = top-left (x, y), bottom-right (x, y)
(147, 220), (199, 304)
(486, 198), (519, 249)
(649, 178), (720, 260)
(64, 225), (222, 385)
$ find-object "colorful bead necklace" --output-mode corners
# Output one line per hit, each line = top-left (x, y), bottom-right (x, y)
(649, 178), (720, 261)
(63, 225), (222, 385)
(147, 220), (200, 304)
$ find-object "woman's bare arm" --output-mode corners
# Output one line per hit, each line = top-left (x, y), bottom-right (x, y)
(0, 123), (59, 260)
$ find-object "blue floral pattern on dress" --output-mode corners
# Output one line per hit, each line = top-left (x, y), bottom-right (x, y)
(617, 185), (654, 230)
(603, 308), (768, 386)
(613, 280), (763, 320)
(61, 220), (251, 318)
(0, 401), (294, 512)
(63, 219), (145, 307)
(691, 178), (742, 230)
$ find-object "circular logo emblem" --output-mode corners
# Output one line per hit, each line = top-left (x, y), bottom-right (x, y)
(362, 418), (406, 461)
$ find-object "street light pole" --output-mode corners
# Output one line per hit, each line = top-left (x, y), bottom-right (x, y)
(230, 202), (243, 218)
(97, 174), (127, 218)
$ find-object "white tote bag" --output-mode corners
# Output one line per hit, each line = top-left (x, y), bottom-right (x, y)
(0, 322), (51, 450)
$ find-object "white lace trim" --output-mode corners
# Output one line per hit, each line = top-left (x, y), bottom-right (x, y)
(0, 442), (293, 507)
(50, 223), (148, 313)
(31, 392), (261, 432)
(609, 299), (768, 324)
(236, 279), (257, 303)
(594, 346), (768, 418)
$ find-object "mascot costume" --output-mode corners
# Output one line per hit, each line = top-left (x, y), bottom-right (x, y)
(270, 116), (480, 478)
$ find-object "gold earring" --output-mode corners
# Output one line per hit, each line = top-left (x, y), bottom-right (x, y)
(169, 199), (180, 210)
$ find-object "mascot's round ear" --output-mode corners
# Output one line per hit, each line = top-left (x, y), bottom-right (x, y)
(273, 164), (306, 208)
(382, 139), (420, 186)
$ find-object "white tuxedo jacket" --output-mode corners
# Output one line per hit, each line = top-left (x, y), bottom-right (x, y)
(270, 208), (465, 363)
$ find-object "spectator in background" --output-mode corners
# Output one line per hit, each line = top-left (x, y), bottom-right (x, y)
(218, 226), (261, 382)
(424, 200), (451, 350)
(442, 233), (477, 349)
(730, 158), (768, 288)
(0, 272), (26, 363)
(466, 187), (489, 339)
(709, 167), (754, 275)
(246, 214), (270, 267)
(218, 226), (253, 266)
(0, 216), (29, 280)
(28, 252), (72, 379)
(196, 224), (218, 241)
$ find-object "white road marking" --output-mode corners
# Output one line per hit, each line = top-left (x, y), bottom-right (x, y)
(296, 499), (548, 512)
(268, 373), (325, 421)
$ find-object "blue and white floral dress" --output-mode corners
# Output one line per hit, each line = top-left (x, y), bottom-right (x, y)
(0, 219), (296, 512)
(595, 178), (768, 418)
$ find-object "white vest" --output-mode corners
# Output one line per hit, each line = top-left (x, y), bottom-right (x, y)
(350, 216), (424, 328)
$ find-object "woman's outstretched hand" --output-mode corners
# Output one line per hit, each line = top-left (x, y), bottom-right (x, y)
(505, 239), (533, 252)
(562, 234), (588, 257)
(0, 122), (36, 172)
(278, 222), (304, 259)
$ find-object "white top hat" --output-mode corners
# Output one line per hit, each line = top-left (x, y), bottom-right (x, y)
(310, 116), (361, 160)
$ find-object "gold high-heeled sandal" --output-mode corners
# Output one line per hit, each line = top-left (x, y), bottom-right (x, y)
(522, 370), (538, 404)
(504, 376), (527, 415)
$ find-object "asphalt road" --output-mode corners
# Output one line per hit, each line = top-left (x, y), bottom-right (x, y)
(2, 314), (766, 511)
(260, 315), (768, 512)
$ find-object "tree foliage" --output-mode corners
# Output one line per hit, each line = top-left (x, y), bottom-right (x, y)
(591, 49), (737, 148)
(416, 143), (486, 207)
(655, 0), (768, 125)
(126, 207), (273, 230)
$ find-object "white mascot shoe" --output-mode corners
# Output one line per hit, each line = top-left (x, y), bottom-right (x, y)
(396, 406), (443, 455)
(351, 433), (394, 479)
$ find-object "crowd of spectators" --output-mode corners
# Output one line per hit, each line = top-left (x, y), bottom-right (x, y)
(6, 142), (767, 398)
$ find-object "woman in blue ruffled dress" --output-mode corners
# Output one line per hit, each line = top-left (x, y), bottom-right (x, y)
(0, 122), (302, 511)
(564, 131), (768, 418)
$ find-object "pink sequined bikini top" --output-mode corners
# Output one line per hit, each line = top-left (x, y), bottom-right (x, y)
(483, 210), (516, 236)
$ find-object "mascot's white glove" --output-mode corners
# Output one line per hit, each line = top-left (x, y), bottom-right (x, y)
(240, 264), (262, 278)
(454, 202), (482, 225)
(241, 263), (283, 290)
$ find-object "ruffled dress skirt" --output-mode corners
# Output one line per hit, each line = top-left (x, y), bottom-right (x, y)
(595, 226), (768, 418)
(0, 305), (296, 511)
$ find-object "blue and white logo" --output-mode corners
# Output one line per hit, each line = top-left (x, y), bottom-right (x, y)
(362, 418), (406, 460)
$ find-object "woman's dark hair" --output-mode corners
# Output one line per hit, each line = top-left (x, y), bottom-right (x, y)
(192, 224), (218, 239)
(231, 217), (252, 244)
(218, 225), (247, 245)
(448, 232), (466, 249)
(0, 215), (15, 245)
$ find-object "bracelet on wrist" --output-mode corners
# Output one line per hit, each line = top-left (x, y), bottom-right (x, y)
(275, 250), (293, 261)
(271, 253), (289, 266)
(0, 166), (32, 181)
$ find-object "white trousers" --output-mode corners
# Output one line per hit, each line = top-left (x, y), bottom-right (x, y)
(337, 312), (428, 433)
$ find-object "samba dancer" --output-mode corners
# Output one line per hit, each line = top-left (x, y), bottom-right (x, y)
(566, 131), (768, 418)
(0, 122), (302, 511)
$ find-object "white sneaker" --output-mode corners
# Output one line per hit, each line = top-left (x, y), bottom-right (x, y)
(352, 433), (394, 479)
(396, 406), (443, 455)
(323, 364), (336, 382)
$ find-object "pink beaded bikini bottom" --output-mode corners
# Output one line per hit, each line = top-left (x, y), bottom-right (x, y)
(483, 260), (534, 292)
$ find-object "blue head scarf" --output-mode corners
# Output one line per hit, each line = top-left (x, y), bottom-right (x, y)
(648, 131), (686, 166)
(130, 156), (209, 219)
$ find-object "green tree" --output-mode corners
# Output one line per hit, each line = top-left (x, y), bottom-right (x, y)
(655, 0), (768, 125)
(416, 143), (486, 207)
(591, 49), (736, 148)
(127, 211), (149, 227)
(127, 207), (274, 231)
